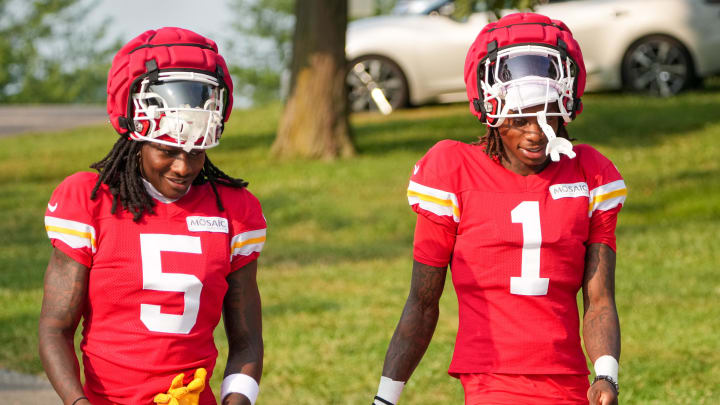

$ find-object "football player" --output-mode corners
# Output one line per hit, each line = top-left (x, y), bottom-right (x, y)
(39, 28), (264, 405)
(372, 13), (624, 405)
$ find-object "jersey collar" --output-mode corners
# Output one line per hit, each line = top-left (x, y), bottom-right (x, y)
(141, 178), (191, 204)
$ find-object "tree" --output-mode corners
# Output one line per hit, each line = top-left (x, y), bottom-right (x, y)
(226, 0), (396, 106)
(263, 0), (542, 159)
(0, 0), (117, 103)
(272, 0), (354, 159)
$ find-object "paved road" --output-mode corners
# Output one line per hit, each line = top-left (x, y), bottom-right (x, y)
(0, 369), (61, 404)
(0, 105), (108, 137)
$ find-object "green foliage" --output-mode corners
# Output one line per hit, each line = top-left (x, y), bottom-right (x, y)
(0, 0), (118, 103)
(2, 84), (720, 403)
(453, 0), (542, 19)
(369, 0), (396, 16)
(226, 0), (295, 105)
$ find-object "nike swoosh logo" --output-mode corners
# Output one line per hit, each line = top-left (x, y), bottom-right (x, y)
(48, 203), (58, 212)
(414, 165), (420, 175)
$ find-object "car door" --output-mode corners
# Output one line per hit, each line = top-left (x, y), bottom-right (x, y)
(412, 12), (490, 99)
(536, 0), (633, 90)
(689, 0), (720, 75)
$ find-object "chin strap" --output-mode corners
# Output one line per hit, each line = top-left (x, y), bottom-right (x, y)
(537, 110), (575, 162)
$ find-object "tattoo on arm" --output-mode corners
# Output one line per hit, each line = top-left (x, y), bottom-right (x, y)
(38, 248), (90, 402)
(382, 260), (447, 381)
(582, 243), (621, 362)
(223, 260), (263, 382)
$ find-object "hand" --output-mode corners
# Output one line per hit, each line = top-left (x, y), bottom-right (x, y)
(587, 379), (618, 405)
(153, 368), (206, 405)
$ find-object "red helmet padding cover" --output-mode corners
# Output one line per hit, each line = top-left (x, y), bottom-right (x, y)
(107, 27), (234, 135)
(464, 13), (586, 121)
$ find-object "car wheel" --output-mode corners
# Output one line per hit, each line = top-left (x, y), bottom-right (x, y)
(621, 35), (694, 97)
(347, 55), (409, 113)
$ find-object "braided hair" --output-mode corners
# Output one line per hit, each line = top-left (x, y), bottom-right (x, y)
(477, 124), (574, 160)
(90, 137), (247, 222)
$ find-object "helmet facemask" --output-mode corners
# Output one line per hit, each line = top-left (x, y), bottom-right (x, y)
(480, 45), (578, 161)
(131, 71), (225, 152)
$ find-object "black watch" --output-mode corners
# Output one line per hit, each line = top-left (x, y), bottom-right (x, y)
(592, 375), (619, 394)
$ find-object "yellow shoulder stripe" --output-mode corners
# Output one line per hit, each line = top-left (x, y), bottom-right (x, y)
(407, 189), (460, 218)
(45, 225), (97, 248)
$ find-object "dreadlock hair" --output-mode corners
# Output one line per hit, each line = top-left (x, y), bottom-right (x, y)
(476, 124), (575, 161)
(90, 137), (248, 222)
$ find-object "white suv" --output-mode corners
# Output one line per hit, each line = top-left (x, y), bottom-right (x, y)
(346, 0), (720, 112)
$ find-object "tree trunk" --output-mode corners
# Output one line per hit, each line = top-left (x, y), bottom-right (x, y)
(272, 0), (355, 159)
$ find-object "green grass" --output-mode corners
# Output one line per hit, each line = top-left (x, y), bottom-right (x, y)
(1, 83), (719, 404)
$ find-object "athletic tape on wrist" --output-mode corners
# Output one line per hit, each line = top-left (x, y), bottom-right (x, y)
(375, 376), (405, 404)
(220, 373), (259, 405)
(593, 355), (619, 382)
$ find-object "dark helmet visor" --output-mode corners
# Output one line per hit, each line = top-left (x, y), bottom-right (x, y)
(146, 80), (219, 109)
(496, 54), (560, 83)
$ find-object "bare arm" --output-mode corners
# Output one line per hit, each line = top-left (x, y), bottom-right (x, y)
(222, 260), (263, 405)
(38, 248), (91, 404)
(381, 260), (447, 381)
(582, 243), (620, 405)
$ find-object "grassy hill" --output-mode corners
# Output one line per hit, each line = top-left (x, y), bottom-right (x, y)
(1, 85), (718, 404)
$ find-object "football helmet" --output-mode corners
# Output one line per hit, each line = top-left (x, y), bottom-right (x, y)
(464, 13), (586, 160)
(107, 27), (233, 152)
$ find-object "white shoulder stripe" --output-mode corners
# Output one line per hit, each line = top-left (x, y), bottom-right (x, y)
(407, 180), (460, 223)
(590, 180), (626, 197)
(589, 180), (627, 216)
(230, 228), (266, 259)
(45, 216), (97, 252)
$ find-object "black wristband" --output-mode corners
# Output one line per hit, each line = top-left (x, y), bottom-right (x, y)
(592, 375), (619, 394)
(71, 396), (88, 405)
(373, 395), (394, 405)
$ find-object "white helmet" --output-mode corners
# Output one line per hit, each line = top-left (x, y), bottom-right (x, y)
(480, 44), (577, 127)
(131, 71), (225, 152)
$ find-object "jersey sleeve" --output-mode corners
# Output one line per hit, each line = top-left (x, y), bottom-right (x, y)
(581, 146), (627, 251)
(407, 140), (461, 230)
(226, 188), (267, 271)
(407, 141), (460, 267)
(45, 172), (98, 268)
(413, 214), (455, 268)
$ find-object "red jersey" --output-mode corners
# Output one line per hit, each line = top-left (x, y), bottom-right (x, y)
(407, 140), (626, 376)
(45, 172), (266, 405)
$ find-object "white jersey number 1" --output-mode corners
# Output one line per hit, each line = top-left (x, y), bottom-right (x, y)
(510, 201), (549, 296)
(139, 234), (203, 334)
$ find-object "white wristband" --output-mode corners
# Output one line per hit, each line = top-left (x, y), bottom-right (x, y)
(593, 355), (619, 382)
(220, 373), (259, 405)
(375, 376), (405, 404)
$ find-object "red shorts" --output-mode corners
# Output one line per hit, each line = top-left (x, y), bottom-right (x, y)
(459, 373), (590, 405)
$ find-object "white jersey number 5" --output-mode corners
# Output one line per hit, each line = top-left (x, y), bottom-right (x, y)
(140, 234), (203, 334)
(510, 201), (549, 296)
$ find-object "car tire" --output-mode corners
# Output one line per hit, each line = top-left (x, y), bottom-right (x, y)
(346, 55), (409, 113)
(621, 35), (695, 97)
